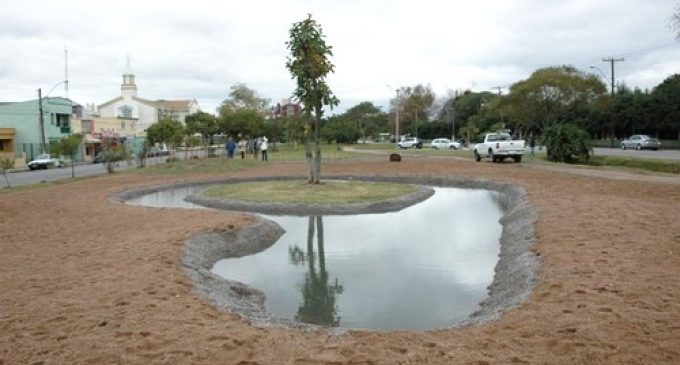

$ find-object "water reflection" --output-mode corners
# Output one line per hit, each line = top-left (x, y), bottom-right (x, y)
(289, 216), (344, 326)
(124, 185), (506, 330)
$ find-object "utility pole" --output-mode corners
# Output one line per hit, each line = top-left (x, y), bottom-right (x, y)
(602, 57), (624, 95)
(38, 88), (46, 153)
(395, 89), (400, 148)
(491, 86), (503, 95)
(602, 57), (624, 145)
(449, 104), (455, 141)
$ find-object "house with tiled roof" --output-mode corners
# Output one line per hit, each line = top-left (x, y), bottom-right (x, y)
(97, 61), (200, 138)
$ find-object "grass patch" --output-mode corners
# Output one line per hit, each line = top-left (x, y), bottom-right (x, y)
(203, 180), (419, 204)
(131, 144), (381, 176)
(584, 156), (680, 174)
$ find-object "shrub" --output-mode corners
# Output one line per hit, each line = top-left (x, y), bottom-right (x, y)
(541, 123), (593, 163)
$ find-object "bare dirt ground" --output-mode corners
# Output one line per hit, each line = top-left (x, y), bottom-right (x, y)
(1, 157), (679, 364)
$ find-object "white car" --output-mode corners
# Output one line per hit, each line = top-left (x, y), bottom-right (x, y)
(430, 138), (461, 150)
(398, 137), (423, 149)
(27, 154), (62, 170)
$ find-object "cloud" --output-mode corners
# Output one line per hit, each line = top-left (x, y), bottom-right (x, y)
(0, 0), (678, 114)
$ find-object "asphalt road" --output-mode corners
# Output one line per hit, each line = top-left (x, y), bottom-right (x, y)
(593, 147), (680, 161)
(3, 148), (678, 189)
(3, 156), (178, 188)
(4, 161), (135, 187)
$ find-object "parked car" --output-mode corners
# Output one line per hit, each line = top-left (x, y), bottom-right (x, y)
(620, 135), (661, 150)
(27, 154), (62, 170)
(398, 137), (423, 149)
(473, 133), (526, 163)
(148, 147), (170, 157)
(93, 151), (105, 163)
(430, 138), (461, 150)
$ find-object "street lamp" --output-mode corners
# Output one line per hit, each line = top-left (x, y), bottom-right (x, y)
(589, 66), (612, 90)
(386, 84), (400, 148)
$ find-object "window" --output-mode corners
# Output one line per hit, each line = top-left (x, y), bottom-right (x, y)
(118, 105), (133, 118)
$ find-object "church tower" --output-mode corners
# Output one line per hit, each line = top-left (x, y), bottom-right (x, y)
(121, 55), (137, 98)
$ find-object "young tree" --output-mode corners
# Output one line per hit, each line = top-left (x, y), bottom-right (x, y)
(135, 140), (151, 168)
(51, 134), (83, 178)
(286, 14), (339, 183)
(0, 154), (15, 188)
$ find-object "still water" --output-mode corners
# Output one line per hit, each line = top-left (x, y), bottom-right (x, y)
(126, 186), (504, 330)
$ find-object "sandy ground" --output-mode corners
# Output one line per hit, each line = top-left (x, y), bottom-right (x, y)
(1, 158), (679, 364)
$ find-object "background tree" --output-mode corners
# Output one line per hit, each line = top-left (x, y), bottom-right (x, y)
(651, 74), (680, 139)
(51, 133), (83, 178)
(185, 111), (219, 154)
(220, 109), (264, 139)
(321, 115), (360, 143)
(671, 4), (680, 40)
(391, 84), (435, 137)
(1, 154), (15, 188)
(281, 115), (306, 146)
(286, 14), (339, 183)
(146, 118), (185, 151)
(504, 66), (607, 134)
(343, 101), (386, 143)
(218, 83), (271, 117)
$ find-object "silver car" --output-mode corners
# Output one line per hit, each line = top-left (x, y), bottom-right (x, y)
(620, 135), (661, 151)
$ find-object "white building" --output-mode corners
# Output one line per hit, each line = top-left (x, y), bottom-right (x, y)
(98, 62), (200, 137)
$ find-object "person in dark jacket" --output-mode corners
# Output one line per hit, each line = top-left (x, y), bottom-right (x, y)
(225, 137), (236, 159)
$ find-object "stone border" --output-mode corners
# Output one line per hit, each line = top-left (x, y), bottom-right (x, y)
(112, 175), (539, 331)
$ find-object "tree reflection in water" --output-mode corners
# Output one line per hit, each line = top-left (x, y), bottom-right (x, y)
(288, 216), (344, 327)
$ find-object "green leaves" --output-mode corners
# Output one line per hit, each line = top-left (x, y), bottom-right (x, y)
(541, 123), (593, 163)
(146, 118), (185, 148)
(286, 14), (339, 115)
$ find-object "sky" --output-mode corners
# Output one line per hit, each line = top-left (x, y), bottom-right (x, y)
(1, 0), (679, 115)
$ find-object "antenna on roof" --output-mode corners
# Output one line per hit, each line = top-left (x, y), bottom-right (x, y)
(64, 46), (69, 98)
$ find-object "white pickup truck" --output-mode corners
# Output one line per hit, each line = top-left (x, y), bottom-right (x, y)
(473, 133), (526, 163)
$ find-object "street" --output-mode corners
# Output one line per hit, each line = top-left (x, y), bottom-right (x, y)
(593, 147), (680, 161)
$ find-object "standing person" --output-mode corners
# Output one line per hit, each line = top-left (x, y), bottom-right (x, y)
(529, 133), (536, 157)
(226, 137), (236, 159)
(238, 138), (247, 159)
(260, 136), (268, 161)
(253, 137), (260, 160)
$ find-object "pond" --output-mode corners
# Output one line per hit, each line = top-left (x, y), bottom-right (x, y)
(126, 185), (505, 331)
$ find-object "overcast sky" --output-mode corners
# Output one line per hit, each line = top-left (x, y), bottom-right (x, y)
(1, 0), (678, 115)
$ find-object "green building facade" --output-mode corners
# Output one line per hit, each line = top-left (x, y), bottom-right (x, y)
(0, 97), (72, 160)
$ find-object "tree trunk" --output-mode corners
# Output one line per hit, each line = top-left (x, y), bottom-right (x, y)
(71, 160), (75, 178)
(316, 216), (325, 274)
(3, 171), (10, 188)
(313, 112), (322, 184)
(305, 127), (314, 183)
